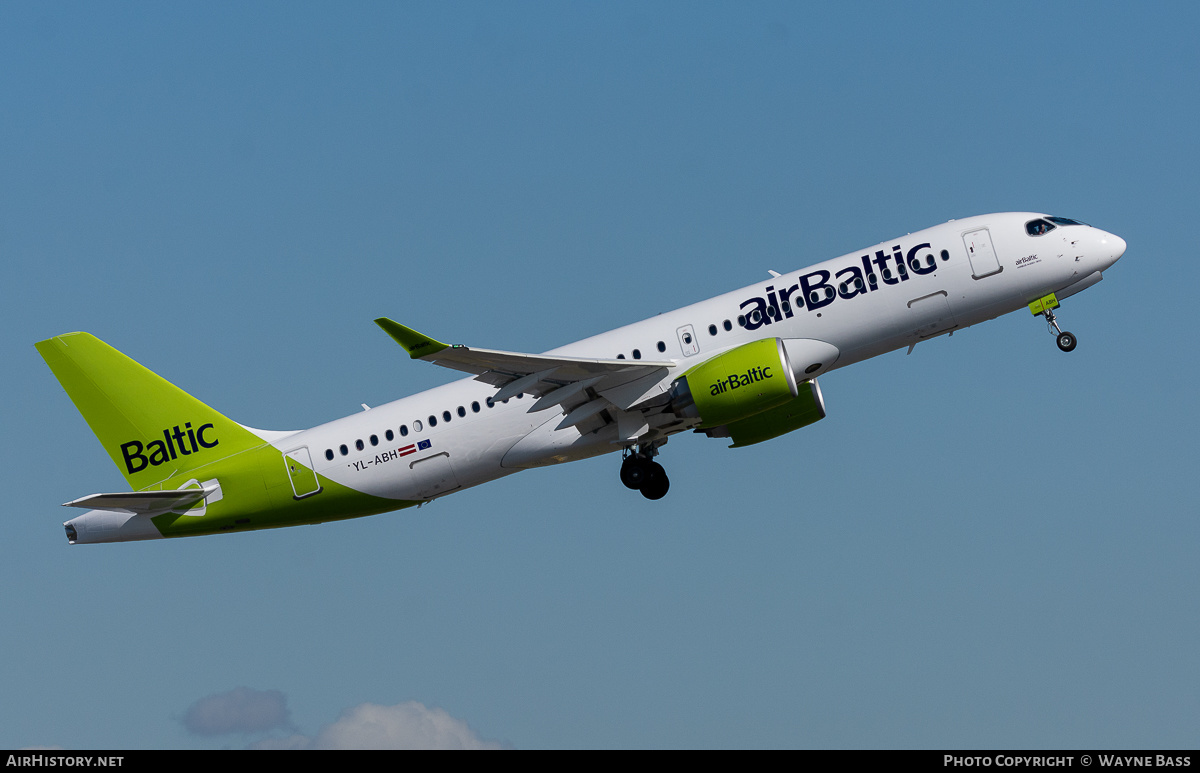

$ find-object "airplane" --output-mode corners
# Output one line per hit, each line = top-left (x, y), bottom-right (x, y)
(38, 212), (1126, 544)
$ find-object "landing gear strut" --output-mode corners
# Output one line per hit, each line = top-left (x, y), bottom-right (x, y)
(1043, 308), (1077, 352)
(620, 445), (670, 500)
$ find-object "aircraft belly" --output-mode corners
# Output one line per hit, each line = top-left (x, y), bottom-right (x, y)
(502, 414), (614, 469)
(945, 256), (1081, 331)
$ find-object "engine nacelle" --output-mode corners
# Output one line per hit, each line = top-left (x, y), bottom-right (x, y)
(714, 379), (826, 447)
(670, 338), (796, 428)
(667, 337), (835, 444)
(668, 337), (835, 427)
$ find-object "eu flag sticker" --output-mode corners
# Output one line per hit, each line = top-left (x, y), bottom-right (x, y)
(417, 439), (432, 451)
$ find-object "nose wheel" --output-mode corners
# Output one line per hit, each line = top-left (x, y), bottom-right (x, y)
(620, 446), (670, 500)
(1043, 308), (1077, 352)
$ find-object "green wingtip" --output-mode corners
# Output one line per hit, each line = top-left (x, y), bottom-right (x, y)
(374, 318), (450, 359)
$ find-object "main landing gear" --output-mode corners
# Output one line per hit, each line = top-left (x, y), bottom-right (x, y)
(1042, 307), (1077, 352)
(620, 445), (670, 500)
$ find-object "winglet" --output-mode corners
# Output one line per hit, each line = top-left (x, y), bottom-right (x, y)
(374, 318), (451, 359)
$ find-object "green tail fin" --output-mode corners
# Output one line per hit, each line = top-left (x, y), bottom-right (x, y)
(36, 332), (266, 489)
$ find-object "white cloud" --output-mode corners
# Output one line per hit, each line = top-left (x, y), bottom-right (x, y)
(247, 701), (504, 750)
(309, 701), (504, 750)
(181, 687), (291, 736)
(182, 688), (503, 749)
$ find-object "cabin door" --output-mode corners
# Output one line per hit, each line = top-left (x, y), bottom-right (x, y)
(963, 228), (1002, 278)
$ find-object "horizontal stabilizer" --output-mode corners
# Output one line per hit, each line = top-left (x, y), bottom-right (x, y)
(63, 485), (217, 515)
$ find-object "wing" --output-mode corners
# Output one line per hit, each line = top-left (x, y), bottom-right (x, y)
(375, 318), (680, 441)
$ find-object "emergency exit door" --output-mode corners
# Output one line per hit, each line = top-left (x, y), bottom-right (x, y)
(283, 446), (322, 499)
(677, 324), (699, 356)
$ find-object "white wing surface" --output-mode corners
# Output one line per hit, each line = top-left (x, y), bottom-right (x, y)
(375, 318), (681, 440)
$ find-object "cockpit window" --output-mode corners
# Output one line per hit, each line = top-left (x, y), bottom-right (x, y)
(1026, 218), (1056, 236)
(1045, 216), (1088, 226)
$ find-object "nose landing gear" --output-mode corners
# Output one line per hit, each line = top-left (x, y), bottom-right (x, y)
(1030, 293), (1076, 352)
(620, 446), (670, 500)
(1043, 308), (1077, 352)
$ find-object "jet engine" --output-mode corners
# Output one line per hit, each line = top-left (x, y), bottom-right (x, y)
(667, 337), (835, 446)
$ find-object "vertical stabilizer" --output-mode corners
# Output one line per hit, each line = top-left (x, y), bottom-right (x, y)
(36, 332), (265, 489)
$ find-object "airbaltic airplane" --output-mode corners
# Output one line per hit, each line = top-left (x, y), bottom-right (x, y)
(39, 212), (1125, 544)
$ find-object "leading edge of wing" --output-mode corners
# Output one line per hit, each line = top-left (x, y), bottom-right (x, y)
(374, 317), (675, 390)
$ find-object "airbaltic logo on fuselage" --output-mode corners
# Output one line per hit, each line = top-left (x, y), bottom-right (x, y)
(120, 423), (218, 474)
(738, 242), (937, 331)
(710, 366), (772, 396)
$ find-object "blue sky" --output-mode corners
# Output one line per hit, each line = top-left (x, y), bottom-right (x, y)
(2, 1), (1197, 749)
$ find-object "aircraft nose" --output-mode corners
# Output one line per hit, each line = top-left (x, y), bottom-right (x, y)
(1094, 229), (1126, 269)
(1109, 234), (1127, 262)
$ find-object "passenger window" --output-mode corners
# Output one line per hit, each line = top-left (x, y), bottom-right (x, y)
(708, 324), (718, 336)
(400, 425), (408, 437)
(471, 401), (480, 413)
(355, 439), (364, 451)
(723, 319), (732, 331)
(413, 420), (423, 432)
(457, 406), (466, 417)
(325, 449), (334, 461)
(429, 415), (437, 427)
(386, 429), (394, 441)
(339, 444), (348, 456)
(486, 397), (495, 408)
(632, 349), (641, 359)
(657, 341), (666, 352)
(370, 434), (378, 446)
(443, 410), (452, 422)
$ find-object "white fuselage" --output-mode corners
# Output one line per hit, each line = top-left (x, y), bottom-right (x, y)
(278, 212), (1125, 503)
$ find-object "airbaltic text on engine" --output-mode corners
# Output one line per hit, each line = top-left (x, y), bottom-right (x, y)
(709, 366), (773, 396)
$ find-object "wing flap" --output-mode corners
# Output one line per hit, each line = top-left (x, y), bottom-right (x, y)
(375, 318), (680, 443)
